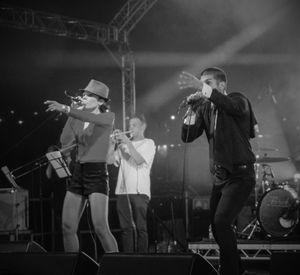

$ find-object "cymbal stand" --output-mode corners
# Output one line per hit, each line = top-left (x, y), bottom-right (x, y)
(239, 162), (277, 239)
(239, 218), (260, 240)
(261, 163), (276, 192)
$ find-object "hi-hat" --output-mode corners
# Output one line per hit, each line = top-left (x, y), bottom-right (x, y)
(256, 156), (290, 163)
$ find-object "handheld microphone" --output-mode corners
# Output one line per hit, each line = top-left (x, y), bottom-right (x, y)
(64, 90), (83, 104)
(177, 93), (207, 114)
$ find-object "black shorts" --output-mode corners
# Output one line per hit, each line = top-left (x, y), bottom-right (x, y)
(67, 162), (109, 196)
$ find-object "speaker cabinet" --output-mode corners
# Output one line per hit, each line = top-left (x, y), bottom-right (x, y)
(0, 241), (46, 252)
(270, 251), (300, 275)
(0, 251), (99, 275)
(0, 188), (29, 230)
(98, 253), (219, 275)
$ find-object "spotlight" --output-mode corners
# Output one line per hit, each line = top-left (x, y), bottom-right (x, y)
(294, 173), (300, 182)
(157, 144), (168, 157)
(18, 120), (24, 125)
(170, 115), (176, 120)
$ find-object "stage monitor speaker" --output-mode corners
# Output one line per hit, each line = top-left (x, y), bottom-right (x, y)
(0, 241), (46, 252)
(98, 253), (219, 275)
(270, 251), (300, 275)
(0, 251), (99, 275)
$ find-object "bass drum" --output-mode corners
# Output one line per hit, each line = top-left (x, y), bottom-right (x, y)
(257, 186), (299, 238)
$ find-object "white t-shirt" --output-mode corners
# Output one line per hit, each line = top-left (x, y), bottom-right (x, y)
(114, 138), (156, 198)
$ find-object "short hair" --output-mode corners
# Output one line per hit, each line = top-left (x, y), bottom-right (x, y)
(130, 114), (147, 127)
(200, 67), (227, 83)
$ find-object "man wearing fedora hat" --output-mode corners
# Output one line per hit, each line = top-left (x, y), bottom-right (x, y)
(45, 79), (118, 253)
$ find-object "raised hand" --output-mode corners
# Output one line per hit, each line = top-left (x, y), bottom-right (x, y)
(178, 71), (203, 91)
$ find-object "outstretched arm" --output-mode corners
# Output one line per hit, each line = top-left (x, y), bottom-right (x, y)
(210, 91), (249, 116)
(44, 100), (114, 125)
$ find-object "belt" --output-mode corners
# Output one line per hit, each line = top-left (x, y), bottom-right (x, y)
(214, 163), (254, 172)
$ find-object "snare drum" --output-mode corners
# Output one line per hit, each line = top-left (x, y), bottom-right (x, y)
(257, 185), (299, 238)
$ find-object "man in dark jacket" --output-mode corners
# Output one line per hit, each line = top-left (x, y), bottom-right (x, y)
(178, 67), (257, 275)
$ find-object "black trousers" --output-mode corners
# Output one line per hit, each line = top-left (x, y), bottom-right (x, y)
(210, 164), (256, 275)
(117, 194), (150, 253)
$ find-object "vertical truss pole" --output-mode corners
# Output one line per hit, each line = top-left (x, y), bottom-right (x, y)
(121, 45), (136, 131)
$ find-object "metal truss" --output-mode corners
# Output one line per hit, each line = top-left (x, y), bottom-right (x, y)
(109, 0), (158, 34)
(189, 241), (300, 260)
(0, 3), (120, 44)
(109, 0), (157, 128)
(0, 1), (157, 126)
(121, 49), (136, 130)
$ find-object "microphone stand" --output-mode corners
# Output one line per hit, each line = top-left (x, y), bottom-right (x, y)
(180, 105), (195, 249)
(178, 100), (205, 248)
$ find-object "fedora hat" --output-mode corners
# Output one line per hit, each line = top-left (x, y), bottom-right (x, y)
(79, 79), (110, 101)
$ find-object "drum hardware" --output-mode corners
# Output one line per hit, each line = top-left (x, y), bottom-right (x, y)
(239, 184), (299, 239)
(239, 156), (298, 240)
(239, 164), (275, 240)
(255, 147), (279, 152)
(261, 163), (276, 193)
(258, 186), (299, 238)
(255, 156), (290, 163)
(239, 168), (262, 240)
(253, 162), (276, 207)
(239, 216), (261, 240)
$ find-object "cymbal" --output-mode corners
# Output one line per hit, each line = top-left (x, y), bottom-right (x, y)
(255, 147), (279, 152)
(256, 156), (290, 163)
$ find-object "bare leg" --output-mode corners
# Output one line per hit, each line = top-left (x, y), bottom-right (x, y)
(62, 191), (87, 252)
(89, 193), (119, 252)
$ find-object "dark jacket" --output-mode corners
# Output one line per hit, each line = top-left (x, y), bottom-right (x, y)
(181, 90), (257, 173)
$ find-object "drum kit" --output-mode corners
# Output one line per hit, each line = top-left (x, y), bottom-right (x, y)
(239, 149), (300, 239)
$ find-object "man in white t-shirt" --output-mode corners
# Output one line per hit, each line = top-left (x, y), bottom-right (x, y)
(108, 115), (156, 252)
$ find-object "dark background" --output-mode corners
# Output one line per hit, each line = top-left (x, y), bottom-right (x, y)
(1, 0), (300, 253)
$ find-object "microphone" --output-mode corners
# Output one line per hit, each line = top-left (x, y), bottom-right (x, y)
(64, 90), (83, 104)
(177, 93), (207, 114)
